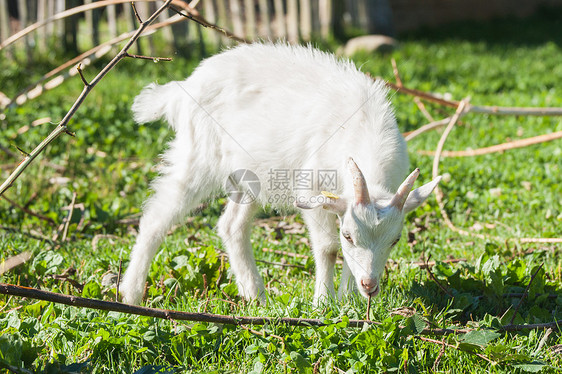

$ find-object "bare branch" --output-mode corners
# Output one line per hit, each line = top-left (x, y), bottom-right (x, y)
(1, 195), (56, 226)
(418, 130), (562, 157)
(169, 5), (249, 43)
(0, 0), (175, 196)
(125, 52), (172, 61)
(1, 282), (561, 337)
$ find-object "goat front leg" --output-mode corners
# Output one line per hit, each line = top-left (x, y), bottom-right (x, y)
(302, 210), (339, 306)
(120, 170), (208, 305)
(338, 259), (356, 300)
(217, 201), (264, 302)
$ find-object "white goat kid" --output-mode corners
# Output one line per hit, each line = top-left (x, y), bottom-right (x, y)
(120, 43), (441, 306)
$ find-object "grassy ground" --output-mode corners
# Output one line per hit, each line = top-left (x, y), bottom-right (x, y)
(1, 9), (562, 373)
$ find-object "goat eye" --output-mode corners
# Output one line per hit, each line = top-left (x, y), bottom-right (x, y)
(342, 232), (354, 244)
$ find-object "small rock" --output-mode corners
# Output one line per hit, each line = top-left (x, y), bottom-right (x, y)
(489, 188), (502, 197)
(341, 35), (398, 56)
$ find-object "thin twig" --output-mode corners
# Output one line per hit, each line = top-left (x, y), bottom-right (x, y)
(404, 117), (452, 141)
(169, 5), (249, 43)
(391, 58), (403, 87)
(423, 254), (453, 297)
(1, 195), (56, 226)
(432, 336), (447, 371)
(418, 130), (562, 157)
(125, 52), (173, 61)
(131, 2), (143, 23)
(61, 192), (77, 241)
(116, 259), (123, 302)
(76, 63), (90, 87)
(414, 97), (435, 122)
(508, 263), (544, 326)
(415, 336), (497, 365)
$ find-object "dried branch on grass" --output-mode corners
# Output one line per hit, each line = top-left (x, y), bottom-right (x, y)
(385, 80), (562, 116)
(1, 283), (561, 336)
(0, 252), (32, 275)
(418, 130), (562, 157)
(429, 99), (562, 244)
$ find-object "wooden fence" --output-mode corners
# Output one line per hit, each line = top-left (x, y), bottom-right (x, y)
(0, 0), (378, 54)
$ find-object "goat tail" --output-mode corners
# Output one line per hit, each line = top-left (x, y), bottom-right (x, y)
(131, 82), (178, 126)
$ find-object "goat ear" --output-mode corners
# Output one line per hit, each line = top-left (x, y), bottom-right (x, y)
(295, 196), (347, 215)
(402, 176), (442, 214)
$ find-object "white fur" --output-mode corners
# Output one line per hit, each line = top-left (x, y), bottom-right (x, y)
(120, 43), (439, 306)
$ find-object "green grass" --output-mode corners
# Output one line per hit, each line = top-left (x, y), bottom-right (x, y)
(1, 10), (562, 373)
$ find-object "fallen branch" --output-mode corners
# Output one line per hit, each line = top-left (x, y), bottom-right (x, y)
(0, 252), (32, 275)
(1, 283), (561, 335)
(384, 80), (562, 116)
(0, 1), (175, 196)
(418, 130), (562, 157)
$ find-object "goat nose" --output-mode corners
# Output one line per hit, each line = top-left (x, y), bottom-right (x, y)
(361, 278), (378, 292)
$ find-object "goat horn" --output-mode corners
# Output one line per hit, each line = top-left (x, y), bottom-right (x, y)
(389, 168), (420, 210)
(348, 158), (370, 205)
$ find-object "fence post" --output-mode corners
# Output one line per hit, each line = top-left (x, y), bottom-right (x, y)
(0, 2), (10, 44)
(257, 0), (272, 39)
(300, 0), (312, 41)
(286, 0), (298, 42)
(272, 0), (286, 40)
(243, 0), (256, 39)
